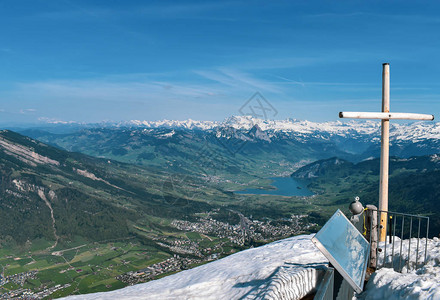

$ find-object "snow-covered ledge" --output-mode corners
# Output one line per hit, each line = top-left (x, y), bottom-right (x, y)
(62, 235), (327, 300)
(62, 235), (440, 300)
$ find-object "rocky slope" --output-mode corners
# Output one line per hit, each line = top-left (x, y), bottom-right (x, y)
(0, 130), (220, 246)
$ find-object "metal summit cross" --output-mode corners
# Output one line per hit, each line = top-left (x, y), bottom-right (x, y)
(339, 63), (434, 242)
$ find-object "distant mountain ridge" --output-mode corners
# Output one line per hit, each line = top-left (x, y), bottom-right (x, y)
(110, 116), (440, 142)
(125, 115), (440, 160)
(19, 116), (440, 178)
(29, 115), (440, 141)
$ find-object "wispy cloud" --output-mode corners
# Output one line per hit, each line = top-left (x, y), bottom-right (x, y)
(35, 1), (238, 21)
(194, 68), (282, 93)
(134, 2), (238, 18)
(3, 70), (289, 122)
(13, 77), (223, 105)
(20, 108), (36, 114)
(228, 50), (387, 71)
(38, 117), (77, 124)
(269, 74), (377, 88)
(305, 12), (440, 24)
(270, 75), (305, 87)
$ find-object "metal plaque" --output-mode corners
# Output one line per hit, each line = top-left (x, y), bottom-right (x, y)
(312, 209), (370, 293)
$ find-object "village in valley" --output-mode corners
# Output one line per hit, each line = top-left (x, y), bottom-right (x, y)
(0, 211), (313, 299)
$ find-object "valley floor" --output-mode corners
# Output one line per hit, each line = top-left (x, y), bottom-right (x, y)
(0, 210), (311, 299)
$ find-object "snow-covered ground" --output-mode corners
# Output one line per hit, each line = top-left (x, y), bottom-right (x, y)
(360, 237), (440, 300)
(63, 235), (440, 300)
(63, 235), (326, 300)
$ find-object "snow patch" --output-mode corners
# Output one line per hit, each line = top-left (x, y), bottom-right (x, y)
(359, 237), (440, 300)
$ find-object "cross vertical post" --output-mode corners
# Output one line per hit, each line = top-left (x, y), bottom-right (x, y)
(379, 63), (390, 242)
(339, 63), (434, 242)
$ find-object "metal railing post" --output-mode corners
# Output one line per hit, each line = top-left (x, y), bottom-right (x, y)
(367, 209), (429, 273)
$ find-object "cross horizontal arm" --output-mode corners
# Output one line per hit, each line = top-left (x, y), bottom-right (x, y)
(339, 112), (434, 121)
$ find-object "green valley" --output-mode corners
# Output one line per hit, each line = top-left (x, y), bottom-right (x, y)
(0, 130), (319, 298)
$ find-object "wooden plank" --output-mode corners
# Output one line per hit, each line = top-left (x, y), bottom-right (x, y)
(339, 112), (434, 120)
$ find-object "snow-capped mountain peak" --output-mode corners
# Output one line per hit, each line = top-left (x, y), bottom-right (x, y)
(124, 116), (440, 142)
(127, 119), (218, 130)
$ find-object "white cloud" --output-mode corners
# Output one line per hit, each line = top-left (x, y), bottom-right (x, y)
(38, 117), (77, 124)
(19, 108), (36, 114)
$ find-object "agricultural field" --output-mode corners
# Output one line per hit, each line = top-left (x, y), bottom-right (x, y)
(0, 236), (208, 298)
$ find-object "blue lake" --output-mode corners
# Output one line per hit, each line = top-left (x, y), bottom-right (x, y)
(235, 177), (313, 196)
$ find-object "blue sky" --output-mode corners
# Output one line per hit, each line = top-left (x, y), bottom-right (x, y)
(1, 0), (440, 124)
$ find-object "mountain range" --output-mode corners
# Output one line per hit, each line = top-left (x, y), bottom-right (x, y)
(6, 116), (440, 241)
(17, 116), (440, 187)
(1, 116), (440, 297)
(28, 115), (440, 139)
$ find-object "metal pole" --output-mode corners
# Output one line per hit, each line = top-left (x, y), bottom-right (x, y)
(399, 216), (405, 272)
(391, 215), (397, 269)
(416, 218), (421, 268)
(407, 217), (413, 272)
(424, 218), (429, 265)
(379, 63), (390, 242)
